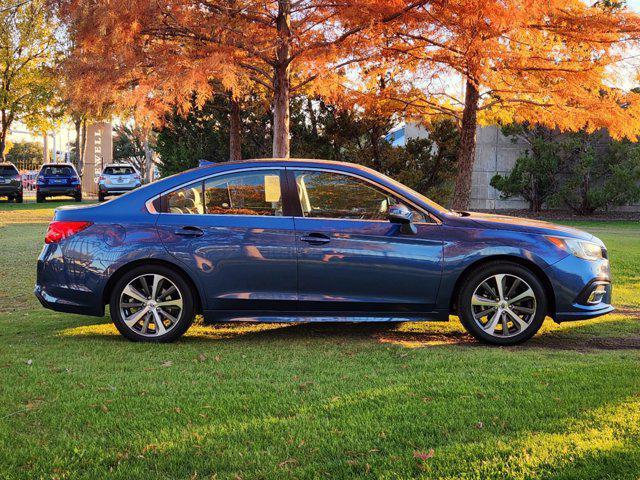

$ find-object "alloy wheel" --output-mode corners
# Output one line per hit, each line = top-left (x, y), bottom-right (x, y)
(471, 273), (537, 338)
(118, 274), (183, 337)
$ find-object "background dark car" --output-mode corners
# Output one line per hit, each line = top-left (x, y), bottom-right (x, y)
(0, 162), (23, 203)
(36, 163), (82, 203)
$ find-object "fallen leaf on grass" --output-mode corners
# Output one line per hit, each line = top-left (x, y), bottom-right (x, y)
(278, 458), (298, 469)
(197, 354), (206, 363)
(162, 361), (173, 367)
(413, 449), (435, 461)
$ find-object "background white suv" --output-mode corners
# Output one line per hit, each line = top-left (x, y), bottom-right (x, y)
(98, 164), (141, 202)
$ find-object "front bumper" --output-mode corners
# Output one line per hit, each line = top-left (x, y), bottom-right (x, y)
(546, 254), (614, 322)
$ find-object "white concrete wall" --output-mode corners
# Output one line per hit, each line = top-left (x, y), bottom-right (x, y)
(470, 125), (528, 210)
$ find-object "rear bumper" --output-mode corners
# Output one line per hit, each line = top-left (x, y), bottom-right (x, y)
(38, 186), (80, 196)
(34, 284), (104, 316)
(35, 244), (105, 317)
(99, 184), (138, 195)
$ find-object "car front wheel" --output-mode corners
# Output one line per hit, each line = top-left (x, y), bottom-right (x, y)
(457, 262), (547, 345)
(110, 265), (195, 342)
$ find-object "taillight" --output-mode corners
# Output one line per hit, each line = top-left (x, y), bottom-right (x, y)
(45, 221), (93, 244)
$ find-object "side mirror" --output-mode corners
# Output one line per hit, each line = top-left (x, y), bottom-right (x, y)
(388, 204), (417, 235)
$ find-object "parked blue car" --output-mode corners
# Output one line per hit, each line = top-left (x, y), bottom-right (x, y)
(36, 163), (82, 203)
(35, 159), (613, 344)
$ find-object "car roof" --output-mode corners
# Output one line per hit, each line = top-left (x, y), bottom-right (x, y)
(0, 162), (17, 166)
(41, 163), (75, 167)
(104, 163), (135, 168)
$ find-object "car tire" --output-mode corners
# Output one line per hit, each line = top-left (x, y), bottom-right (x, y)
(36, 194), (44, 203)
(75, 194), (82, 202)
(98, 193), (105, 202)
(109, 265), (196, 342)
(457, 261), (547, 345)
(16, 193), (23, 203)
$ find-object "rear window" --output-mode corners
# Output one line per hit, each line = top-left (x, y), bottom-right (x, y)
(104, 166), (135, 175)
(41, 166), (75, 176)
(0, 165), (18, 175)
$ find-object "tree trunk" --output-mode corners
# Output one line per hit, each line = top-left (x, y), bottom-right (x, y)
(451, 80), (480, 211)
(229, 94), (242, 161)
(0, 110), (8, 161)
(307, 98), (318, 137)
(272, 0), (291, 158)
(74, 117), (81, 172)
(143, 138), (154, 184)
(79, 118), (87, 175)
(43, 133), (49, 163)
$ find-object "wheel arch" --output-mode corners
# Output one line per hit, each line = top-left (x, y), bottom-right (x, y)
(449, 255), (555, 318)
(102, 259), (204, 314)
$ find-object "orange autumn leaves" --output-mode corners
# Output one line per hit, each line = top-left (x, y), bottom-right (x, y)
(59, 0), (640, 147)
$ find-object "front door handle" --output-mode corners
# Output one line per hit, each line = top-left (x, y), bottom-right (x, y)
(174, 226), (204, 237)
(300, 232), (331, 245)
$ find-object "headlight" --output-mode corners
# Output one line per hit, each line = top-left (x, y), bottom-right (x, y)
(546, 236), (605, 261)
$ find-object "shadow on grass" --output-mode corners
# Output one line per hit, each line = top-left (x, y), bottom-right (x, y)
(57, 313), (640, 351)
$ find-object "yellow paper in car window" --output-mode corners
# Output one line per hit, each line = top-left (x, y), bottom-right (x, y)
(264, 175), (281, 202)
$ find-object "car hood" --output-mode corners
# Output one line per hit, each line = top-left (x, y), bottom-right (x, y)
(460, 212), (595, 241)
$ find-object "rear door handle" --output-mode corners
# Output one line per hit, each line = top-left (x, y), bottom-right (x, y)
(174, 226), (204, 237)
(300, 232), (331, 245)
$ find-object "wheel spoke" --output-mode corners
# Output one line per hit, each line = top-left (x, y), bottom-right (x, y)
(507, 288), (534, 305)
(123, 285), (147, 304)
(121, 301), (144, 308)
(511, 305), (535, 315)
(505, 307), (529, 331)
(472, 295), (499, 307)
(139, 275), (151, 297)
(157, 299), (183, 308)
(153, 309), (166, 335)
(473, 306), (496, 320)
(141, 312), (151, 334)
(501, 312), (510, 335)
(505, 278), (521, 299)
(158, 307), (178, 325)
(483, 309), (502, 334)
(151, 275), (162, 301)
(124, 306), (149, 327)
(159, 285), (176, 300)
(494, 274), (506, 301)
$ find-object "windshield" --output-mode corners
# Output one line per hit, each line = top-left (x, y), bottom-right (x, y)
(41, 166), (75, 177)
(104, 166), (135, 175)
(0, 165), (18, 175)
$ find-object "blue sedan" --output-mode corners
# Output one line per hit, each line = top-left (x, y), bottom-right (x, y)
(35, 159), (613, 345)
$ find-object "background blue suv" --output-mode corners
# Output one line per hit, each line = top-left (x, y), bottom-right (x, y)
(36, 163), (82, 203)
(35, 159), (613, 345)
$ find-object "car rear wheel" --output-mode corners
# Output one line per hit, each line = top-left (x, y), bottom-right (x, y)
(16, 193), (23, 203)
(457, 262), (547, 345)
(98, 192), (105, 202)
(75, 194), (82, 202)
(109, 265), (195, 342)
(36, 193), (44, 203)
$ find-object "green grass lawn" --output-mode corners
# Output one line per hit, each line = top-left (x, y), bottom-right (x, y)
(0, 200), (638, 479)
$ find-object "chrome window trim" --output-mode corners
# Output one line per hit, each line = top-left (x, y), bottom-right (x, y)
(144, 165), (441, 225)
(289, 167), (441, 225)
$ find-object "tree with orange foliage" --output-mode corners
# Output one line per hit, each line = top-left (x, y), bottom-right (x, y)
(376, 0), (640, 210)
(59, 0), (428, 159)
